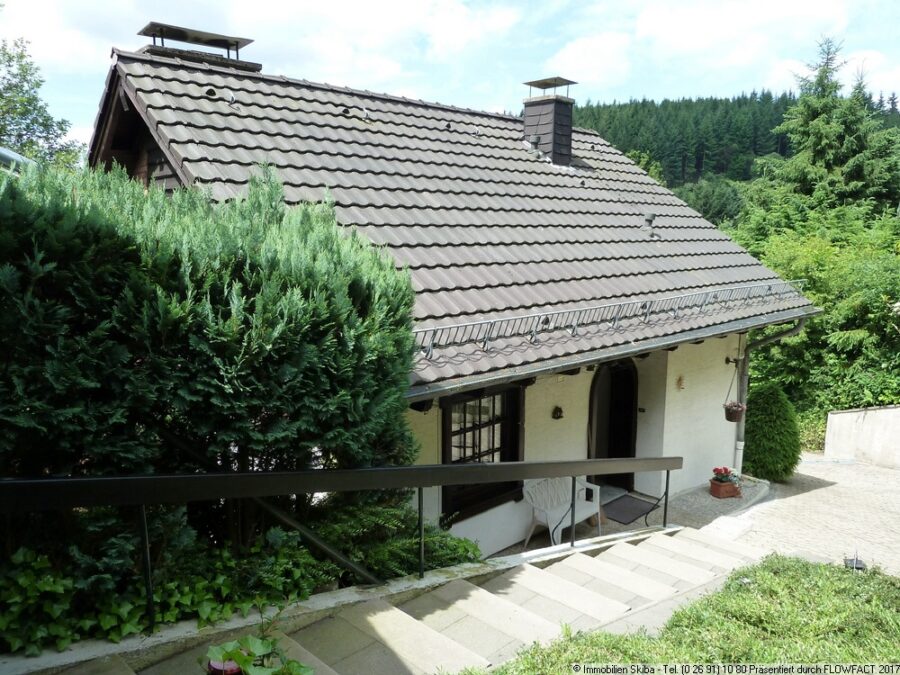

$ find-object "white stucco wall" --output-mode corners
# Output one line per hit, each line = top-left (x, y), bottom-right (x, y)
(524, 369), (594, 461)
(405, 407), (442, 522)
(662, 336), (742, 495)
(824, 405), (900, 469)
(633, 351), (668, 497)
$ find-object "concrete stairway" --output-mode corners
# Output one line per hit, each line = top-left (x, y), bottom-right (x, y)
(63, 527), (769, 675)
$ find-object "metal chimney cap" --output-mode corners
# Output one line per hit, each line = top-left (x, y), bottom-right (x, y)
(523, 76), (577, 90)
(138, 22), (253, 50)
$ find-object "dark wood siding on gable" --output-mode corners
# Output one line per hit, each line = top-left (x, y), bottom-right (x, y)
(130, 131), (179, 192)
(146, 142), (179, 192)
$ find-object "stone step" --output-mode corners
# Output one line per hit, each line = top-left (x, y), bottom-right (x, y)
(63, 656), (136, 675)
(602, 575), (730, 637)
(546, 558), (650, 608)
(646, 533), (749, 570)
(269, 630), (340, 675)
(298, 598), (489, 675)
(639, 541), (727, 574)
(400, 579), (560, 664)
(480, 564), (630, 630)
(595, 551), (696, 592)
(676, 527), (770, 560)
(599, 542), (717, 585)
(551, 552), (678, 603)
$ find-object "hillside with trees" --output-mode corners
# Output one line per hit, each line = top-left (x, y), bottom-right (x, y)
(581, 41), (900, 450)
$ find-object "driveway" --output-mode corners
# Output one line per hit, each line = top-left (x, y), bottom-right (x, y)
(708, 454), (900, 576)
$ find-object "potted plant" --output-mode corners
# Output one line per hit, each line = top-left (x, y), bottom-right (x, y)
(723, 400), (746, 422)
(206, 634), (312, 674)
(710, 466), (741, 498)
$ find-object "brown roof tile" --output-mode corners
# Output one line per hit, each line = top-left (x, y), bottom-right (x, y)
(99, 49), (818, 390)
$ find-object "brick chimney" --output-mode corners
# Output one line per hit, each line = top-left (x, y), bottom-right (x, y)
(523, 77), (576, 166)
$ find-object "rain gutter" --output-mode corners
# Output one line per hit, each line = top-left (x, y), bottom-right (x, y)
(406, 306), (820, 403)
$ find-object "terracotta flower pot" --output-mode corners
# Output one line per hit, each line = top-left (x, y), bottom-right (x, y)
(709, 479), (741, 498)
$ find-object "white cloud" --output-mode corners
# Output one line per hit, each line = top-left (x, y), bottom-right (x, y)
(763, 58), (808, 93)
(65, 125), (95, 146)
(0, 0), (124, 72)
(422, 4), (520, 61)
(635, 0), (848, 57)
(544, 32), (632, 90)
(764, 49), (900, 97)
(844, 49), (900, 95)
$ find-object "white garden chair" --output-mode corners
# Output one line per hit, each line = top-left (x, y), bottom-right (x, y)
(522, 476), (603, 548)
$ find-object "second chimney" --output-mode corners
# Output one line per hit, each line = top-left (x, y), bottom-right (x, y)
(523, 77), (577, 166)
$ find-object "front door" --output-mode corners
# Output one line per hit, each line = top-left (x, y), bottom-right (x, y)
(588, 360), (638, 491)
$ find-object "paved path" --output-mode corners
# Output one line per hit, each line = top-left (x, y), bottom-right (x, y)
(708, 454), (900, 576)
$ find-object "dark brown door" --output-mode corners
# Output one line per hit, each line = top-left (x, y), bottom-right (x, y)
(588, 360), (638, 491)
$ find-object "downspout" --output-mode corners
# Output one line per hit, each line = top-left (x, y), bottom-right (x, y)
(734, 318), (808, 472)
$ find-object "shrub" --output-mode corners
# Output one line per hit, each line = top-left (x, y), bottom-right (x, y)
(0, 166), (482, 654)
(2, 165), (417, 479)
(0, 167), (160, 476)
(313, 500), (481, 581)
(1, 165), (418, 545)
(743, 382), (802, 481)
(0, 528), (340, 655)
(798, 410), (827, 453)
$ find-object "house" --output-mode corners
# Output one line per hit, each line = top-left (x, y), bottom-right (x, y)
(89, 24), (818, 555)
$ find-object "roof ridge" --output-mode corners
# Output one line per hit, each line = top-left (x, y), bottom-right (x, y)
(113, 47), (527, 125)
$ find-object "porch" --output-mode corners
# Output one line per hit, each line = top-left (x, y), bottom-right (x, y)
(408, 335), (747, 556)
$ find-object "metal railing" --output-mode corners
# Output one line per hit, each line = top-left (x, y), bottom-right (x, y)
(0, 455), (682, 630)
(414, 279), (807, 358)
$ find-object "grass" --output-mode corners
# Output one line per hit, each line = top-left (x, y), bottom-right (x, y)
(462, 555), (900, 674)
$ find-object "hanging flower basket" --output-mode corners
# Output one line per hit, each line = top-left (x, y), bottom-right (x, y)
(723, 401), (746, 422)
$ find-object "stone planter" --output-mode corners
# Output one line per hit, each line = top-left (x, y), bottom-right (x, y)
(709, 479), (741, 498)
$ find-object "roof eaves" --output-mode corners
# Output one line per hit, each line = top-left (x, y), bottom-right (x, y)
(88, 52), (123, 166)
(405, 305), (822, 402)
(115, 62), (197, 187)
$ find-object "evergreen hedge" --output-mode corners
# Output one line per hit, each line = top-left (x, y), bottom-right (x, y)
(1, 165), (417, 484)
(743, 382), (802, 481)
(0, 166), (480, 654)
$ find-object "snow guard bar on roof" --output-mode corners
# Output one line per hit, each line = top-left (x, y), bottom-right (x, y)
(415, 279), (807, 358)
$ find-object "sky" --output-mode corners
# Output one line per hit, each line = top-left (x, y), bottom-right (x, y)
(2, 0), (899, 147)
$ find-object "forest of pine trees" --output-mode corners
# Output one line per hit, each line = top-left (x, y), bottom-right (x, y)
(575, 90), (900, 187)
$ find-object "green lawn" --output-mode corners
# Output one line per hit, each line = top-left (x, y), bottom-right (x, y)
(464, 555), (900, 674)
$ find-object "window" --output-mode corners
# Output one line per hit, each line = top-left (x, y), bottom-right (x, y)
(441, 386), (524, 519)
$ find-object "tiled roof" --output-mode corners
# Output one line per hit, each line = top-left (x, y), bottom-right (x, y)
(99, 48), (818, 392)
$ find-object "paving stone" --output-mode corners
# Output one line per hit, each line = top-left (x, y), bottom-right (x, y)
(735, 456), (900, 577)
